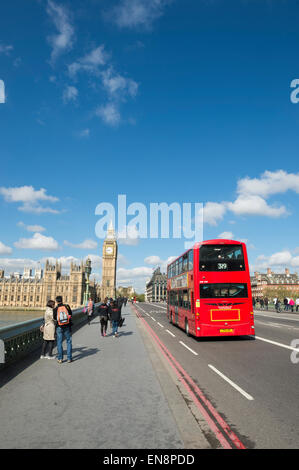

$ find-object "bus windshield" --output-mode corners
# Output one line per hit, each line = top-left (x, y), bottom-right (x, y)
(199, 244), (245, 271)
(200, 283), (248, 298)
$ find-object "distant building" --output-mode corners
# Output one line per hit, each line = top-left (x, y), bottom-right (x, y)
(250, 268), (299, 298)
(145, 267), (167, 302)
(0, 260), (98, 309)
(117, 286), (134, 298)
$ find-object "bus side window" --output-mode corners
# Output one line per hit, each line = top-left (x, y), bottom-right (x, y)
(191, 291), (194, 313)
(189, 250), (193, 271)
(183, 253), (188, 272)
(183, 290), (189, 309)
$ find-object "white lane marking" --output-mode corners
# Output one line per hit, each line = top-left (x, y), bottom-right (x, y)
(208, 365), (254, 401)
(256, 320), (297, 329)
(166, 329), (176, 337)
(256, 336), (299, 352)
(254, 312), (299, 322)
(157, 322), (164, 328)
(179, 341), (198, 356)
(151, 317), (156, 322)
(145, 302), (167, 310)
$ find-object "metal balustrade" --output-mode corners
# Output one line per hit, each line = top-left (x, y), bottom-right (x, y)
(0, 304), (100, 368)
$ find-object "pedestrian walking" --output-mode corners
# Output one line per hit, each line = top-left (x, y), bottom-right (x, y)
(296, 297), (299, 312)
(276, 298), (281, 313)
(109, 300), (121, 337)
(260, 298), (264, 310)
(87, 297), (94, 325)
(252, 297), (256, 308)
(53, 296), (73, 363)
(264, 297), (269, 311)
(284, 297), (288, 311)
(40, 300), (56, 359)
(98, 297), (110, 337)
(124, 297), (127, 307)
(289, 298), (295, 313)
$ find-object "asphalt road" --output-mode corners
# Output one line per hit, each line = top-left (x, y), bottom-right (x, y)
(134, 302), (299, 449)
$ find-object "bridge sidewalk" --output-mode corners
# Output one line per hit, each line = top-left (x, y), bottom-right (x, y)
(0, 304), (199, 449)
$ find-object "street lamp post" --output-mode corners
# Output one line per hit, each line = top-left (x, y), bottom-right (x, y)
(83, 258), (92, 305)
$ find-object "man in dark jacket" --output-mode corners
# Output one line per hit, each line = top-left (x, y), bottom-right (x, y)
(109, 300), (121, 337)
(98, 297), (110, 337)
(53, 296), (73, 363)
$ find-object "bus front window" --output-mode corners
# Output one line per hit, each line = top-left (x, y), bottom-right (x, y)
(199, 245), (245, 271)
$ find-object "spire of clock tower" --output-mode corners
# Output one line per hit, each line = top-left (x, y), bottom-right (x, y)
(106, 220), (116, 240)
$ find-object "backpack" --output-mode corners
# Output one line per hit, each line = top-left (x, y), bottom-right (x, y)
(57, 305), (71, 326)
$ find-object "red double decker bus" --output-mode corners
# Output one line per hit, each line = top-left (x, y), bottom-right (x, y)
(167, 239), (255, 338)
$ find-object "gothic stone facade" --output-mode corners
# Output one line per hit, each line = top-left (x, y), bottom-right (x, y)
(0, 260), (97, 309)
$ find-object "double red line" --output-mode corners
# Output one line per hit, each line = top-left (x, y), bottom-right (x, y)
(133, 304), (246, 450)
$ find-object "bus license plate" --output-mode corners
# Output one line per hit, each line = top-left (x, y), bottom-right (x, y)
(220, 328), (233, 333)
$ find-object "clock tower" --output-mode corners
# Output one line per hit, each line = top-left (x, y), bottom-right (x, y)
(101, 221), (118, 300)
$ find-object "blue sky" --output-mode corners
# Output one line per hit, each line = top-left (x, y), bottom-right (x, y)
(0, 0), (299, 292)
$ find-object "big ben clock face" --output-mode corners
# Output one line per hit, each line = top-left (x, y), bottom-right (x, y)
(106, 246), (113, 255)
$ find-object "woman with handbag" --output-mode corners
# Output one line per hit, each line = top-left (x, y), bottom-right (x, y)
(40, 299), (56, 359)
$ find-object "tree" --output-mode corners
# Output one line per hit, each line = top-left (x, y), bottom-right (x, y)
(263, 286), (299, 302)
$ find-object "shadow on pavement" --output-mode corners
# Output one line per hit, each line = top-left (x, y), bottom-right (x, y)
(72, 346), (100, 361)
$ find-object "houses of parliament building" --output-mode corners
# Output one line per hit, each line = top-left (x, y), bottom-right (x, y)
(0, 260), (98, 310)
(0, 223), (119, 309)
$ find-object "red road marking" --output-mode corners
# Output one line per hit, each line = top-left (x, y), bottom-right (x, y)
(133, 304), (246, 450)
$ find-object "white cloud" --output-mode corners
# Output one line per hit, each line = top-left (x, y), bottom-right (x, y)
(68, 45), (108, 77)
(0, 44), (13, 55)
(96, 102), (121, 126)
(268, 251), (293, 266)
(64, 239), (98, 250)
(18, 222), (46, 233)
(0, 258), (39, 273)
(101, 67), (139, 99)
(144, 255), (162, 265)
(46, 0), (74, 62)
(203, 202), (227, 226)
(0, 242), (12, 255)
(252, 250), (299, 272)
(227, 194), (287, 217)
(62, 85), (78, 103)
(218, 231), (234, 239)
(0, 186), (58, 204)
(0, 185), (59, 214)
(108, 0), (171, 29)
(144, 255), (175, 272)
(237, 170), (299, 198)
(78, 128), (90, 138)
(14, 233), (60, 251)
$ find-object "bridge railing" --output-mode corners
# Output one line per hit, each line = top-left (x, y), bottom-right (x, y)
(0, 304), (100, 368)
